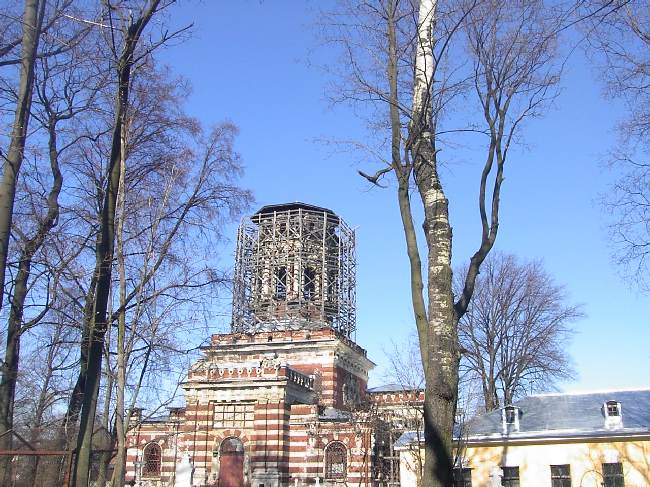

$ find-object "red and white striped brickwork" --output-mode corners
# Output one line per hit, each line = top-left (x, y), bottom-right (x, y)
(205, 328), (373, 410)
(125, 416), (183, 485)
(124, 326), (421, 486)
(287, 404), (373, 485)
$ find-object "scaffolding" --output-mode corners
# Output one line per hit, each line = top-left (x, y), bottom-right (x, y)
(232, 203), (356, 338)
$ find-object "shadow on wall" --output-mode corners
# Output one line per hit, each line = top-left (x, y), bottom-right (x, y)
(578, 440), (650, 487)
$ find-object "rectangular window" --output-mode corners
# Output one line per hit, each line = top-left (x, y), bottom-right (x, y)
(213, 402), (255, 428)
(551, 464), (571, 487)
(502, 466), (519, 487)
(275, 267), (287, 299)
(453, 467), (472, 487)
(603, 463), (624, 487)
(606, 401), (620, 416)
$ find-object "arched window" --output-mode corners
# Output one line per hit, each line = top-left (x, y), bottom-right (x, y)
(325, 441), (347, 480)
(220, 437), (244, 454)
(142, 442), (162, 477)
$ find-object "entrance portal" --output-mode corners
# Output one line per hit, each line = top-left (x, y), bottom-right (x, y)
(219, 437), (244, 487)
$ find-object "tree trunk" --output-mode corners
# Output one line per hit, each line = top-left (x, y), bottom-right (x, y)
(71, 67), (127, 485)
(420, 178), (457, 487)
(0, 307), (22, 484)
(483, 380), (499, 412)
(96, 311), (115, 487)
(0, 0), (44, 316)
(0, 101), (61, 487)
(23, 387), (49, 484)
(385, 0), (459, 484)
(0, 2), (45, 481)
(71, 5), (161, 485)
(59, 274), (97, 479)
(410, 1), (460, 486)
(110, 121), (128, 487)
(413, 141), (457, 487)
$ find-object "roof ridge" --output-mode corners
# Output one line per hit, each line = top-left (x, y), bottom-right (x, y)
(529, 387), (650, 398)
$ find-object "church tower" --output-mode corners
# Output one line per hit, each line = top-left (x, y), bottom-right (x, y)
(126, 203), (376, 487)
(232, 202), (356, 337)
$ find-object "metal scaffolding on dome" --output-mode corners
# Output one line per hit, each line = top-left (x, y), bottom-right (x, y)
(231, 203), (356, 339)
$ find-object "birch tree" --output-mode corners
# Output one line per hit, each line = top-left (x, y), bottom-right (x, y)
(323, 1), (563, 485)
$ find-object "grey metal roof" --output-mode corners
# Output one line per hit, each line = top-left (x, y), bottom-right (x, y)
(396, 389), (650, 446)
(253, 202), (337, 217)
(367, 383), (422, 393)
(466, 389), (650, 439)
(319, 407), (352, 421)
(394, 430), (422, 448)
(142, 414), (170, 423)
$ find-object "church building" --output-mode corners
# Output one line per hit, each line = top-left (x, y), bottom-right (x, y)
(125, 203), (416, 487)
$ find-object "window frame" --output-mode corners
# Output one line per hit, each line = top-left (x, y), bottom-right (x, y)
(213, 401), (255, 429)
(504, 406), (517, 424)
(501, 466), (520, 487)
(325, 441), (347, 481)
(602, 462), (625, 487)
(303, 267), (316, 300)
(452, 467), (472, 487)
(274, 266), (287, 299)
(141, 442), (162, 478)
(550, 464), (571, 487)
(606, 400), (620, 417)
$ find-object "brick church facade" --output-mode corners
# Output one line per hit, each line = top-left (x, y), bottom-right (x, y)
(125, 203), (418, 487)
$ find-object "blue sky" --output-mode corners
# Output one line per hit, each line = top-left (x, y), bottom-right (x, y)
(159, 1), (649, 392)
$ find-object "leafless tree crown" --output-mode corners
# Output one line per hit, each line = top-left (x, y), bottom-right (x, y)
(457, 252), (582, 411)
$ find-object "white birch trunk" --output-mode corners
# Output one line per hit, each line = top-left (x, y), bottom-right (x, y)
(410, 2), (459, 487)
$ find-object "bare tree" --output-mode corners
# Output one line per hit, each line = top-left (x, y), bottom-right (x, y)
(67, 2), (186, 485)
(382, 337), (426, 487)
(1, 4), (247, 486)
(47, 49), (250, 486)
(386, 335), (425, 393)
(0, 3), (95, 482)
(383, 333), (481, 487)
(322, 1), (563, 485)
(0, 0), (84, 313)
(0, 0), (85, 69)
(0, 0), (46, 320)
(582, 1), (650, 289)
(109, 119), (251, 485)
(456, 252), (581, 412)
(13, 312), (77, 487)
